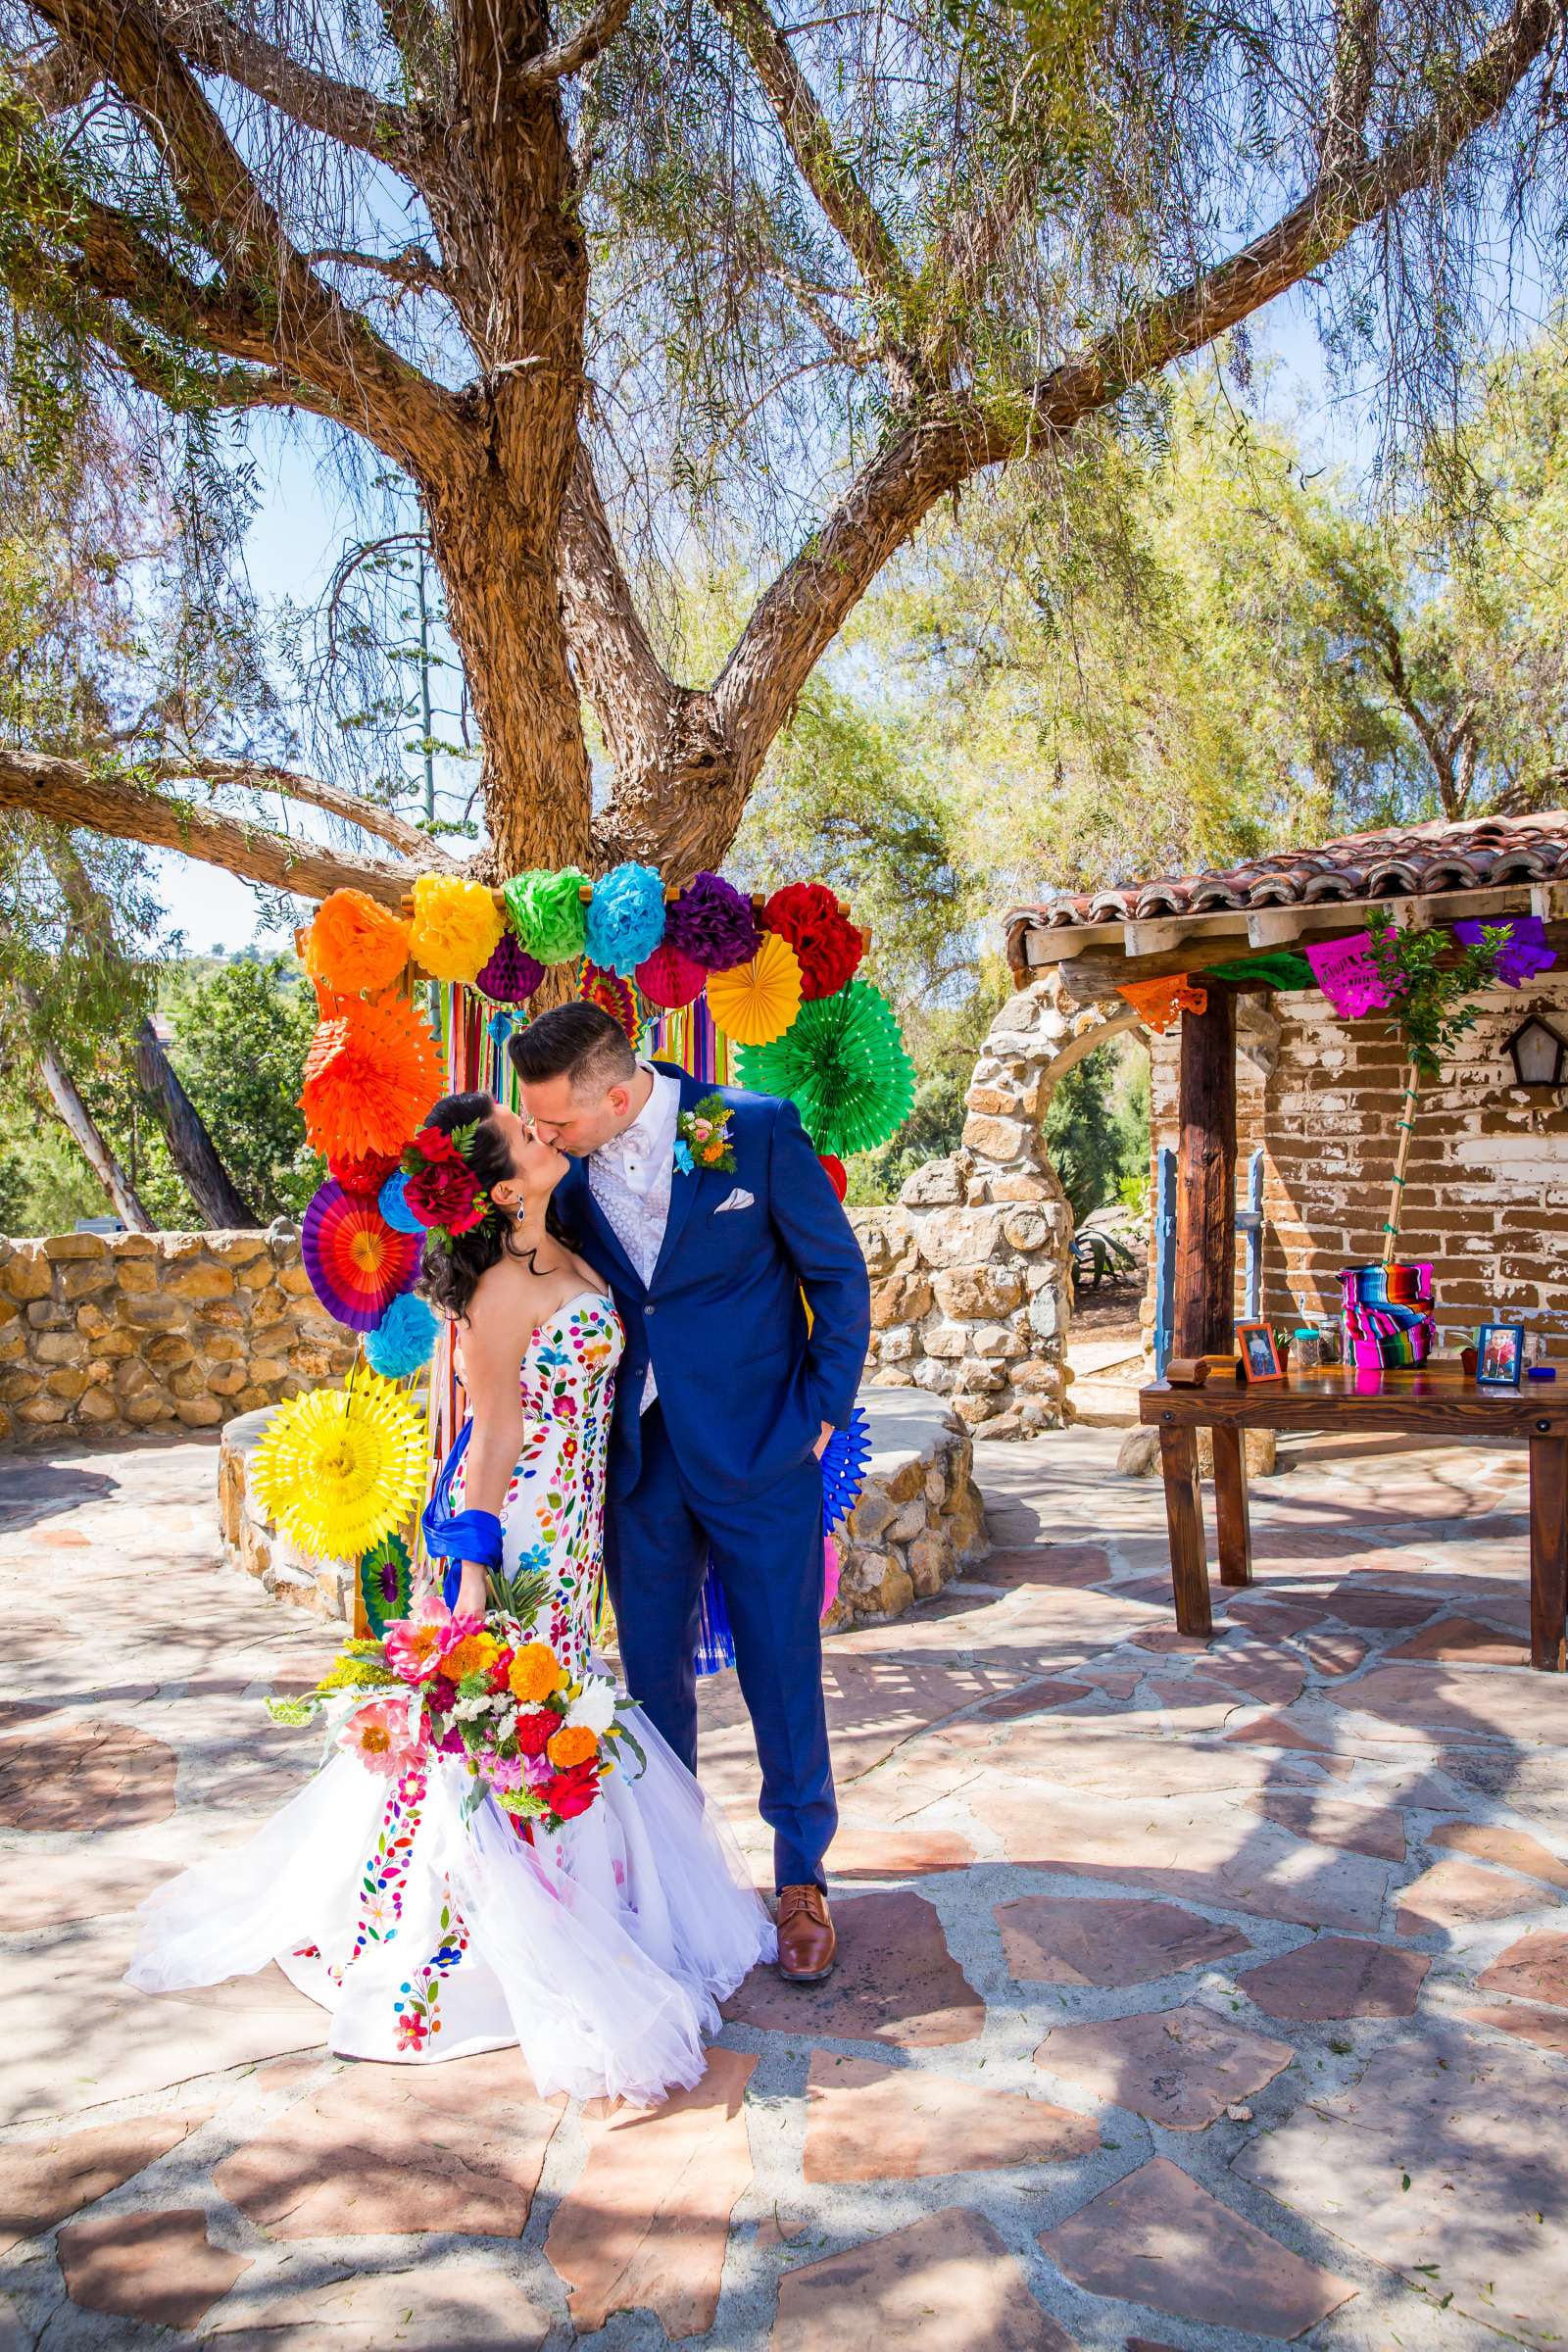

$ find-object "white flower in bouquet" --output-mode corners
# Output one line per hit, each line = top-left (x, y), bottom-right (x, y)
(567, 1676), (617, 1736)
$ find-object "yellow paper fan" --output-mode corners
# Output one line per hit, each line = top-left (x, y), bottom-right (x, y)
(250, 1373), (426, 1561)
(707, 929), (804, 1047)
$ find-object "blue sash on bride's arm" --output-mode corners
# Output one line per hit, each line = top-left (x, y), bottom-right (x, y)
(420, 1423), (503, 1612)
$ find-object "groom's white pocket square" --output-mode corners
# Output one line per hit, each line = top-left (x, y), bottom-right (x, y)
(714, 1187), (756, 1212)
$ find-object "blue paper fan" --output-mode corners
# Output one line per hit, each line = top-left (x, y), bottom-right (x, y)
(820, 1404), (872, 1536)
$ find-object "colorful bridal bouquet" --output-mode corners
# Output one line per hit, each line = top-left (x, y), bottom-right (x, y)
(267, 1572), (641, 1833)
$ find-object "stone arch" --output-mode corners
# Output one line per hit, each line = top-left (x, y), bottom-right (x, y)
(851, 971), (1146, 1438)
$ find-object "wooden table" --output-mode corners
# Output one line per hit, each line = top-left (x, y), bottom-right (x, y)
(1140, 1363), (1568, 1671)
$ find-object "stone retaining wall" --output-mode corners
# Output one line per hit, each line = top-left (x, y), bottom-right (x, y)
(0, 1230), (355, 1448)
(219, 1386), (988, 1633)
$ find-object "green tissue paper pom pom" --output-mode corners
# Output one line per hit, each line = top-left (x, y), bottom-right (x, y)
(502, 867), (590, 964)
(736, 977), (915, 1156)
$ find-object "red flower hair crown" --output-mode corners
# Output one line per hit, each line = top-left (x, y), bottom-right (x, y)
(400, 1121), (494, 1249)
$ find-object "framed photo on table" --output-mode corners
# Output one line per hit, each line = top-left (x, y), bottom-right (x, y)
(1236, 1322), (1284, 1383)
(1477, 1322), (1525, 1387)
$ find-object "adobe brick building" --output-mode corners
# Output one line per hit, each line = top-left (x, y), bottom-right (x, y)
(1005, 811), (1568, 1372)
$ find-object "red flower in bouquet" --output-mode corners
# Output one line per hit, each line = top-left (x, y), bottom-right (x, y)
(514, 1708), (558, 1757)
(410, 1124), (459, 1164)
(544, 1759), (601, 1820)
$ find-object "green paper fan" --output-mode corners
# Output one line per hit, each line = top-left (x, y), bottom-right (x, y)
(737, 978), (915, 1156)
(360, 1531), (414, 1637)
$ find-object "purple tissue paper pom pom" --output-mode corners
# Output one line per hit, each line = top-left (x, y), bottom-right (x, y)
(477, 932), (545, 1004)
(663, 870), (760, 971)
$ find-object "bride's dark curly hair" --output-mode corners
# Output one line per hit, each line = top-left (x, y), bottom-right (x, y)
(416, 1090), (575, 1324)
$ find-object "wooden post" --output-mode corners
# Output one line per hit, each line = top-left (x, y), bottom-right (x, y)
(1382, 1054), (1420, 1265)
(1174, 989), (1238, 1358)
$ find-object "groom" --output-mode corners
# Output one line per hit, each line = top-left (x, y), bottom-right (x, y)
(510, 1003), (870, 1983)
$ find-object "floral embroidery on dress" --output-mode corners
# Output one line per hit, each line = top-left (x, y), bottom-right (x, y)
(330, 1763), (427, 1984)
(393, 1896), (469, 2050)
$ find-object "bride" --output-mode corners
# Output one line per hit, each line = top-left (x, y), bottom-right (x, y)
(127, 1089), (775, 2105)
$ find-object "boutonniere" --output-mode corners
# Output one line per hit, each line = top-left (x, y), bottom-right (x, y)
(675, 1093), (736, 1176)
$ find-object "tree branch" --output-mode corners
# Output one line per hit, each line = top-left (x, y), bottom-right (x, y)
(299, 242), (446, 291)
(708, 0), (910, 316)
(1319, 0), (1383, 184)
(142, 757), (458, 864)
(31, 1), (470, 469)
(0, 749), (416, 904)
(160, 2), (426, 175)
(517, 0), (633, 86)
(704, 0), (1560, 825)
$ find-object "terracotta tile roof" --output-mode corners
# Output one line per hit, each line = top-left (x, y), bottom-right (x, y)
(1005, 810), (1568, 960)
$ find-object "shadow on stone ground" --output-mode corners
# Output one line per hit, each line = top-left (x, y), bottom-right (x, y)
(1, 1422), (1565, 2349)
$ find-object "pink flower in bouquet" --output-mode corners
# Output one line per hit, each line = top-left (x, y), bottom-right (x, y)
(338, 1700), (416, 1778)
(435, 1721), (467, 1755)
(384, 1618), (450, 1684)
(484, 1751), (525, 1791)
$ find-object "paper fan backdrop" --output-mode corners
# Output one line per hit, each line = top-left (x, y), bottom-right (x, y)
(578, 961), (640, 1042)
(820, 1405), (872, 1536)
(817, 1152), (848, 1201)
(250, 1375), (426, 1560)
(359, 1531), (414, 1638)
(707, 931), (803, 1046)
(303, 1182), (420, 1332)
(302, 993), (443, 1162)
(736, 978), (915, 1157)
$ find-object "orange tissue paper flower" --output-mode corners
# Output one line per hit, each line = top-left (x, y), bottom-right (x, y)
(304, 890), (412, 997)
(546, 1723), (600, 1770)
(301, 993), (443, 1162)
(508, 1642), (564, 1705)
(410, 872), (506, 984)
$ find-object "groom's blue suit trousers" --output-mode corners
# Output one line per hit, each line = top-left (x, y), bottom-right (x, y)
(604, 1401), (836, 1892)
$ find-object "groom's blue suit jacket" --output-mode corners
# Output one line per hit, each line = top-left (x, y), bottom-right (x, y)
(554, 1065), (871, 1504)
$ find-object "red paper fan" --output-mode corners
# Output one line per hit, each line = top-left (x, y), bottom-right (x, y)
(579, 961), (640, 1042)
(635, 941), (706, 1008)
(302, 1181), (421, 1333)
(817, 1153), (848, 1201)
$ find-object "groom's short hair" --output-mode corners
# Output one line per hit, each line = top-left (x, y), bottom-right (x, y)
(509, 1002), (638, 1096)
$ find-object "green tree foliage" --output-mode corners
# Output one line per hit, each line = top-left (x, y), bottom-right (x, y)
(1044, 1043), (1150, 1224)
(159, 958), (322, 1219)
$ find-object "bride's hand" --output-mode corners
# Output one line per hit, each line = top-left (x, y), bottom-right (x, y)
(456, 1561), (489, 1620)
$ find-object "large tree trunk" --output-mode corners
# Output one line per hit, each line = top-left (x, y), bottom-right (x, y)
(427, 482), (595, 874)
(132, 1019), (261, 1228)
(33, 1035), (155, 1231)
(417, 15), (597, 878)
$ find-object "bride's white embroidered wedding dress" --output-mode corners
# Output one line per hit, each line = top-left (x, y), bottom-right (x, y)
(126, 1291), (775, 2104)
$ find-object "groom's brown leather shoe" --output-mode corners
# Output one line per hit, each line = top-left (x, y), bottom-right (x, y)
(777, 1885), (836, 1983)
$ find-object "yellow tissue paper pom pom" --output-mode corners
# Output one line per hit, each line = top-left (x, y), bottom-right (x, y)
(409, 872), (506, 984)
(249, 1374), (426, 1562)
(707, 929), (804, 1047)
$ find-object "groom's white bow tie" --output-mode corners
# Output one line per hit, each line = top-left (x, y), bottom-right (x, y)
(603, 1117), (658, 1196)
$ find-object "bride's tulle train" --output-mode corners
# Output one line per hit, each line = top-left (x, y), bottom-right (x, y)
(126, 1702), (776, 2106)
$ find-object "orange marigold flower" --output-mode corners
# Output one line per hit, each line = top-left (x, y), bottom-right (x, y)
(508, 1641), (564, 1704)
(444, 1632), (500, 1683)
(546, 1723), (599, 1770)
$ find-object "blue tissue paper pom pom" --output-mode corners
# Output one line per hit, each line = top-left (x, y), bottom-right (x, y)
(584, 861), (666, 976)
(819, 1403), (872, 1535)
(364, 1289), (436, 1378)
(378, 1171), (423, 1234)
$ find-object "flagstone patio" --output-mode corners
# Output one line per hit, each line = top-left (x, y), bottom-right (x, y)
(2, 1419), (1565, 2351)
